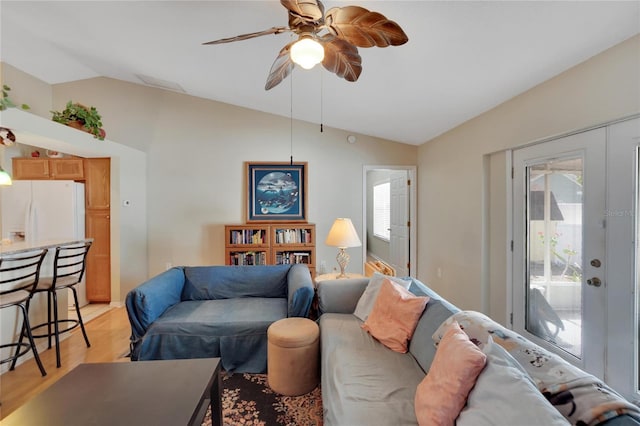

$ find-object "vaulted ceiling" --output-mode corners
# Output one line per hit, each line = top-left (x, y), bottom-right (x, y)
(2, 1), (638, 145)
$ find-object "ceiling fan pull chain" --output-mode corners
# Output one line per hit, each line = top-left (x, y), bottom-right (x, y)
(290, 70), (294, 165)
(320, 69), (324, 133)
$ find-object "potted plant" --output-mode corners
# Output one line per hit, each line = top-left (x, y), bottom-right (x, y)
(51, 101), (106, 140)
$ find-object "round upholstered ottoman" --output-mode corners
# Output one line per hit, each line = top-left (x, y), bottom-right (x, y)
(267, 317), (319, 396)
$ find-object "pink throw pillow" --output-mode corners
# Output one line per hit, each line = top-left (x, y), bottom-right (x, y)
(361, 278), (429, 353)
(414, 321), (487, 426)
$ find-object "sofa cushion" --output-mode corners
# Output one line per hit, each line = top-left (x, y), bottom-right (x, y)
(353, 272), (411, 321)
(320, 313), (425, 426)
(409, 298), (460, 373)
(138, 298), (287, 372)
(362, 278), (429, 353)
(318, 278), (369, 315)
(414, 321), (486, 426)
(181, 265), (289, 300)
(457, 336), (570, 425)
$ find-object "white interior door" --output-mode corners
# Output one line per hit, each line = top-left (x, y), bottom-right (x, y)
(390, 170), (410, 276)
(513, 128), (606, 378)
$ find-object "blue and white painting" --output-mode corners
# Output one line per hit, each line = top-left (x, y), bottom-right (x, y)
(256, 171), (299, 214)
(248, 163), (305, 221)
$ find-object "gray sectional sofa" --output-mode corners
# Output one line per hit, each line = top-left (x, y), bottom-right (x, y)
(125, 264), (314, 373)
(317, 275), (640, 426)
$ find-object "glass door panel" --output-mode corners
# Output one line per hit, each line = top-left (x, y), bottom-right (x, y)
(513, 127), (605, 378)
(526, 157), (583, 358)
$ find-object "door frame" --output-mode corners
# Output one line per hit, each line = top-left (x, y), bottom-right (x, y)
(511, 129), (607, 376)
(362, 165), (417, 277)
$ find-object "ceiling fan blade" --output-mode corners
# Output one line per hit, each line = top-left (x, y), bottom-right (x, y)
(321, 37), (362, 82)
(265, 42), (295, 90)
(202, 27), (289, 45)
(281, 0), (324, 23)
(325, 6), (408, 48)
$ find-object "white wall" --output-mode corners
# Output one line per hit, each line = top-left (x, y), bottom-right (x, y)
(417, 35), (640, 322)
(47, 77), (418, 279)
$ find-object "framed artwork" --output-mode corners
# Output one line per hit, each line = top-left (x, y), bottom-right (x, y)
(245, 162), (308, 223)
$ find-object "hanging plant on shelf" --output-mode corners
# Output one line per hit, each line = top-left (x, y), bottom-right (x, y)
(51, 101), (106, 140)
(0, 84), (30, 111)
(0, 85), (30, 146)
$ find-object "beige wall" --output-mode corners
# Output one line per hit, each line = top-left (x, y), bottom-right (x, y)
(1, 63), (52, 119)
(49, 77), (418, 278)
(418, 35), (640, 322)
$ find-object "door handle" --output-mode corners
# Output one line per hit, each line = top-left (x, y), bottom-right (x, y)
(587, 277), (602, 287)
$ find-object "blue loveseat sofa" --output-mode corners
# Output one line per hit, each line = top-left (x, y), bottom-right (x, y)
(125, 264), (314, 373)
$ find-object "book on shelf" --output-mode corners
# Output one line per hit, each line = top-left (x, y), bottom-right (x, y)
(230, 229), (265, 245)
(274, 228), (312, 244)
(275, 251), (311, 265)
(230, 251), (267, 266)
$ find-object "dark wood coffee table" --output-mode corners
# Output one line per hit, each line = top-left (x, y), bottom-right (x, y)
(3, 358), (222, 426)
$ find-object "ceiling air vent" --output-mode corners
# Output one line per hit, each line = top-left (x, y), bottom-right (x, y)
(135, 74), (185, 93)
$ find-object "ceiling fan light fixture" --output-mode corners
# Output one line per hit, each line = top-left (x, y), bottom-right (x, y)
(0, 166), (13, 186)
(290, 37), (324, 70)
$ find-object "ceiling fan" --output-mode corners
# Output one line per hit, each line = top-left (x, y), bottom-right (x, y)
(203, 0), (408, 90)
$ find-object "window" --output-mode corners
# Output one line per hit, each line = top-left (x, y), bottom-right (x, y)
(373, 182), (390, 240)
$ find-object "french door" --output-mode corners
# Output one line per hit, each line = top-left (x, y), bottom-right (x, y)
(512, 128), (606, 377)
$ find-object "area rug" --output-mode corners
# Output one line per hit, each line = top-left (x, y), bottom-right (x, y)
(201, 372), (323, 426)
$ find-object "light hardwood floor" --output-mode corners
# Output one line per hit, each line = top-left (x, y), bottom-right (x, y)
(0, 306), (131, 420)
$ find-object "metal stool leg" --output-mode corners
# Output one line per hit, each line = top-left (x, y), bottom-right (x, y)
(47, 290), (53, 349)
(52, 289), (62, 368)
(71, 287), (91, 347)
(18, 303), (47, 376)
(9, 312), (27, 371)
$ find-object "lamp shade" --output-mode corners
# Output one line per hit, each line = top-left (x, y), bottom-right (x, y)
(290, 37), (324, 70)
(325, 218), (361, 248)
(0, 167), (12, 186)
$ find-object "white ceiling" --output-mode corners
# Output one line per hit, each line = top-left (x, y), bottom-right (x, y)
(1, 1), (638, 145)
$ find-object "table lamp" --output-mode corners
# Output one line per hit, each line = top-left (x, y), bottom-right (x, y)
(325, 218), (362, 278)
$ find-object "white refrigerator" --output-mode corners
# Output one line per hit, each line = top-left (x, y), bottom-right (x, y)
(0, 180), (87, 307)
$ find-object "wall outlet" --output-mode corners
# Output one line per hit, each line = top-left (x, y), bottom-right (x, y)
(319, 260), (327, 274)
(165, 262), (172, 270)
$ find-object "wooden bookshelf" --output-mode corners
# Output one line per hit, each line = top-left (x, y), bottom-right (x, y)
(224, 223), (316, 275)
(224, 224), (269, 266)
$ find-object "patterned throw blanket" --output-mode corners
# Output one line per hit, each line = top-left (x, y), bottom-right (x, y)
(433, 311), (640, 426)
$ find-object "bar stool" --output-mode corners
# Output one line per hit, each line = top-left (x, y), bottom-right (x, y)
(1, 249), (48, 376)
(29, 242), (92, 368)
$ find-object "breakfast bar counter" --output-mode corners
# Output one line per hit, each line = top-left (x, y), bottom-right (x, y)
(0, 238), (93, 255)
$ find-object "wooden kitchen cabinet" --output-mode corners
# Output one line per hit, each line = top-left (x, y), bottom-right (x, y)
(12, 157), (84, 180)
(85, 211), (111, 302)
(84, 158), (110, 209)
(84, 158), (111, 302)
(50, 158), (85, 179)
